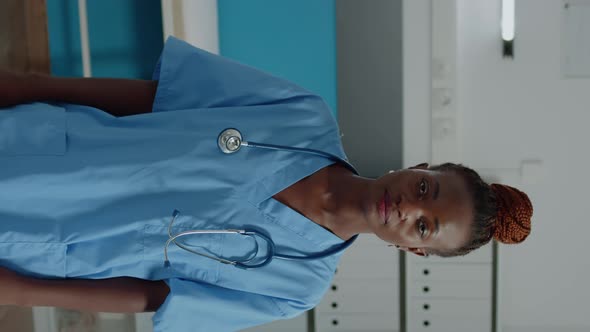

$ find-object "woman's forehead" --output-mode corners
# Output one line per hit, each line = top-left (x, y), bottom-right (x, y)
(429, 170), (474, 249)
(428, 170), (469, 200)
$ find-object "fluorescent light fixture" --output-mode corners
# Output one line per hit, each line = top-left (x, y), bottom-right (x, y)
(502, 0), (515, 57)
(502, 0), (515, 41)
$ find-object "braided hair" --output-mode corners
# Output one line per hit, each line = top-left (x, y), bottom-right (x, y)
(427, 163), (532, 257)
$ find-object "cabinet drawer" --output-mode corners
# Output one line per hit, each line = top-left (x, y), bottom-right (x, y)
(409, 298), (491, 318)
(319, 279), (398, 313)
(316, 313), (398, 332)
(409, 279), (492, 299)
(409, 299), (492, 332)
(411, 263), (491, 282)
(408, 313), (491, 332)
(336, 257), (398, 278)
(336, 245), (399, 279)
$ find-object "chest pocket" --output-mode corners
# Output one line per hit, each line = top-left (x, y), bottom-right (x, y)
(0, 242), (67, 278)
(0, 103), (66, 156)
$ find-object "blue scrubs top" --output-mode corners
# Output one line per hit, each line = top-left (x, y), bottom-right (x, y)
(0, 37), (357, 331)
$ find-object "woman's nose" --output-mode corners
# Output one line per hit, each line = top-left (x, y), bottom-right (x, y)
(399, 210), (408, 223)
(397, 205), (408, 222)
(398, 194), (419, 223)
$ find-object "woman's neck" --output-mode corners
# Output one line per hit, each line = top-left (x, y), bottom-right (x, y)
(273, 164), (374, 240)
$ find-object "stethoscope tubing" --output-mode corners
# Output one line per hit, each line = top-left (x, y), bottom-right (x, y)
(163, 129), (358, 270)
(241, 141), (357, 172)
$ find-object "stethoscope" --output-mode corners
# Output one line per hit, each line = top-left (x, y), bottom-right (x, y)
(163, 128), (358, 270)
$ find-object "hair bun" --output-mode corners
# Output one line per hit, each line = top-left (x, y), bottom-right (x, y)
(490, 184), (533, 244)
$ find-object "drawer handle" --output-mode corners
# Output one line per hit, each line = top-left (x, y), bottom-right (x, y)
(423, 320), (430, 327)
(331, 302), (338, 309)
(331, 284), (338, 291)
(423, 286), (430, 293)
(423, 303), (430, 310)
(423, 269), (430, 276)
(332, 319), (339, 326)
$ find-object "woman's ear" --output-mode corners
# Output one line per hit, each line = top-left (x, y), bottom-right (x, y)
(410, 248), (428, 257)
(397, 246), (428, 257)
(410, 163), (429, 170)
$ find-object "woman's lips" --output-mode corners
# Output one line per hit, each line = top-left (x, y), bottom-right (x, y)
(379, 190), (392, 224)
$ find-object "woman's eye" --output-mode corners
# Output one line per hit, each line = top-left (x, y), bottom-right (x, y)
(419, 179), (429, 196)
(418, 220), (428, 238)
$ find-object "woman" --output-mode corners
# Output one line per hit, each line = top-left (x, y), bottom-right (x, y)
(0, 37), (532, 331)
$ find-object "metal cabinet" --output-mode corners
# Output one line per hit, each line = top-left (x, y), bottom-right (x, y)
(316, 235), (400, 332)
(406, 244), (493, 332)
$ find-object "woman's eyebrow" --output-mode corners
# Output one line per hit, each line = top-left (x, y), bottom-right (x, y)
(433, 180), (440, 200)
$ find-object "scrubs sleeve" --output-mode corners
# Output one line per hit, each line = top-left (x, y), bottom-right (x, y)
(153, 278), (308, 332)
(151, 36), (315, 112)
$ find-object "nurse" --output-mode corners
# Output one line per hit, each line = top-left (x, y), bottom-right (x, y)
(0, 37), (533, 331)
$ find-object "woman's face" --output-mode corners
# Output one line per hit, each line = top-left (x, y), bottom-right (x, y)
(367, 165), (474, 256)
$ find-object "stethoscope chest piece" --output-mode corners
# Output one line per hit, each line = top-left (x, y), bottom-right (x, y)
(218, 128), (243, 154)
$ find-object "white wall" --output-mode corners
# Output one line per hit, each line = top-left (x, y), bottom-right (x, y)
(402, 0), (432, 168)
(161, 0), (219, 54)
(456, 0), (590, 331)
